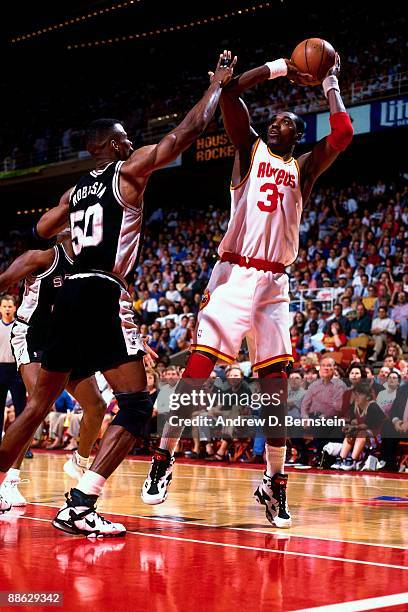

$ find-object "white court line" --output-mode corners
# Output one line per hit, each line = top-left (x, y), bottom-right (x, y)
(8, 516), (408, 610)
(292, 592), (408, 611)
(27, 502), (408, 551)
(123, 459), (408, 482)
(16, 512), (408, 569)
(24, 468), (405, 491)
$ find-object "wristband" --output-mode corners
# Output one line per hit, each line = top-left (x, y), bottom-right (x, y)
(265, 58), (287, 80)
(322, 75), (340, 98)
(30, 225), (57, 250)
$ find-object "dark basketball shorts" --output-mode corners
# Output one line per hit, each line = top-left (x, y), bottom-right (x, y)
(11, 322), (44, 370)
(41, 274), (145, 380)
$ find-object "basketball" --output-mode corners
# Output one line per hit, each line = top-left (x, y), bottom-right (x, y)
(291, 38), (336, 85)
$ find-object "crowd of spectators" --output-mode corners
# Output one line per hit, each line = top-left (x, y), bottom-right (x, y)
(1, 159), (407, 473)
(1, 6), (406, 171)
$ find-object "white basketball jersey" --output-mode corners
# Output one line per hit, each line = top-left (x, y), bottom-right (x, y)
(218, 139), (303, 266)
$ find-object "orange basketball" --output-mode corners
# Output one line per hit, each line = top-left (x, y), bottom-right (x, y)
(291, 38), (336, 85)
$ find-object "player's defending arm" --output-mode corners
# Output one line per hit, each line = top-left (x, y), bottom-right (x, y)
(220, 53), (312, 183)
(0, 249), (56, 293)
(34, 188), (72, 245)
(297, 54), (354, 203)
(122, 51), (236, 179)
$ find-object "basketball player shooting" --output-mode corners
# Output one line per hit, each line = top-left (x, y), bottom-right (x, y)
(0, 51), (237, 536)
(142, 48), (353, 528)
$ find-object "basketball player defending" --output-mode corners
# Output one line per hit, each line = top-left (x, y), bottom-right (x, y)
(0, 51), (236, 534)
(0, 238), (108, 509)
(142, 52), (353, 528)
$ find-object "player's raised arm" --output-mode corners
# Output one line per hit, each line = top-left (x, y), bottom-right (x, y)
(220, 53), (313, 183)
(35, 188), (72, 242)
(296, 54), (354, 201)
(122, 51), (236, 178)
(0, 249), (56, 293)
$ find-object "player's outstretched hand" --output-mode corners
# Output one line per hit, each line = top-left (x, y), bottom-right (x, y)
(326, 52), (341, 78)
(141, 335), (158, 369)
(208, 49), (237, 87)
(284, 59), (315, 85)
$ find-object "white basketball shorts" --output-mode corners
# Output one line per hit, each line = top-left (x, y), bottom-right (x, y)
(191, 261), (293, 371)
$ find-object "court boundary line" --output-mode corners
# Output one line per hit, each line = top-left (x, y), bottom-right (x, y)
(291, 591), (408, 611)
(22, 506), (408, 563)
(25, 468), (406, 491)
(26, 501), (408, 551)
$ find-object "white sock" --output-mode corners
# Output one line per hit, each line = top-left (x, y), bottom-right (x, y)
(159, 422), (184, 456)
(265, 445), (286, 477)
(76, 470), (106, 496)
(74, 451), (89, 468)
(0, 472), (7, 487)
(6, 468), (20, 482)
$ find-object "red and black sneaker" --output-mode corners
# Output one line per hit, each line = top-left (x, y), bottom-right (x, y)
(254, 472), (291, 528)
(141, 449), (174, 505)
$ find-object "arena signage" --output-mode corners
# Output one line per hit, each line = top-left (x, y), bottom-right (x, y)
(195, 133), (235, 162)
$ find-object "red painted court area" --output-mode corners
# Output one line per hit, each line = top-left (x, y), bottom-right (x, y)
(1, 503), (407, 612)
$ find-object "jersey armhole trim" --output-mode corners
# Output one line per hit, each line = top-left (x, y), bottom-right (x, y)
(60, 243), (74, 265)
(294, 158), (301, 183)
(230, 138), (260, 191)
(113, 161), (141, 212)
(29, 246), (59, 280)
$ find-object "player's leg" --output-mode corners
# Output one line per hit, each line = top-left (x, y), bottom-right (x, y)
(142, 262), (251, 505)
(52, 359), (149, 537)
(63, 376), (107, 480)
(253, 361), (291, 528)
(142, 350), (217, 505)
(249, 276), (293, 528)
(0, 368), (69, 494)
(0, 363), (41, 507)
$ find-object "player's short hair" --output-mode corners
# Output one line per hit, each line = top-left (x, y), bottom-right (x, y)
(292, 113), (306, 135)
(86, 118), (123, 148)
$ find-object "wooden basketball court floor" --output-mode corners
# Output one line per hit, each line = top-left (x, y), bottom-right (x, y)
(1, 453), (407, 612)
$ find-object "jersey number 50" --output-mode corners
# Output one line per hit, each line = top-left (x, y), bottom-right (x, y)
(71, 203), (103, 256)
(257, 183), (284, 213)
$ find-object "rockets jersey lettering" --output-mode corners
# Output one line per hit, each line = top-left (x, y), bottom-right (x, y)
(218, 139), (303, 266)
(16, 244), (74, 347)
(69, 161), (143, 281)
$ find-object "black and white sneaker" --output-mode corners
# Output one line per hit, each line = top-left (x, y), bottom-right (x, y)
(52, 488), (125, 537)
(254, 472), (292, 528)
(141, 449), (174, 505)
(0, 490), (11, 514)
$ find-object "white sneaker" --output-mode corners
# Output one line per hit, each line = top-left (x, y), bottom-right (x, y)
(254, 472), (292, 528)
(0, 490), (11, 513)
(52, 488), (125, 537)
(63, 452), (88, 481)
(0, 477), (28, 507)
(141, 449), (174, 505)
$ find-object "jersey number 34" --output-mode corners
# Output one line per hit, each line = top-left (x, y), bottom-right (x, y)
(257, 183), (284, 213)
(71, 203), (103, 256)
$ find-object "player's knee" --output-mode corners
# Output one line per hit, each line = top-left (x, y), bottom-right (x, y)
(111, 391), (153, 437)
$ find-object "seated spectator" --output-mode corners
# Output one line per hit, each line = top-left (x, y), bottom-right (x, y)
(390, 291), (408, 349)
(46, 390), (75, 449)
(323, 321), (347, 352)
(341, 363), (368, 417)
(325, 304), (350, 334)
(348, 303), (372, 336)
(376, 371), (401, 416)
(332, 381), (394, 471)
(369, 306), (397, 361)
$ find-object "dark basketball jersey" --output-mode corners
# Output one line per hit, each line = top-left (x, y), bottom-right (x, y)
(16, 244), (74, 348)
(69, 161), (143, 283)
